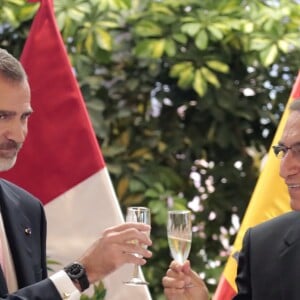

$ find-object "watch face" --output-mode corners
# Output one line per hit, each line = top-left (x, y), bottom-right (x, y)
(64, 262), (90, 292)
(67, 263), (84, 279)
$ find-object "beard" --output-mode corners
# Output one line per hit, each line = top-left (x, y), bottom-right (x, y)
(0, 140), (22, 171)
(0, 156), (17, 171)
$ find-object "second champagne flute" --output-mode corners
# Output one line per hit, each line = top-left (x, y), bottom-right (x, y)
(124, 206), (151, 286)
(167, 210), (192, 264)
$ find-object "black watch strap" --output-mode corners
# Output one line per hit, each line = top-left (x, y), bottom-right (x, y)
(76, 273), (90, 292)
(64, 262), (90, 292)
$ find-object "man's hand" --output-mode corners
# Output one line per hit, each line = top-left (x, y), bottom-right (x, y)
(163, 260), (209, 300)
(78, 223), (152, 284)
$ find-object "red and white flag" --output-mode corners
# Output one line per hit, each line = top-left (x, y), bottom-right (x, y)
(1, 0), (151, 298)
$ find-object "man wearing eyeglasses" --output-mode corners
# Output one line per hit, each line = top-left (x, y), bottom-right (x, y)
(162, 99), (300, 300)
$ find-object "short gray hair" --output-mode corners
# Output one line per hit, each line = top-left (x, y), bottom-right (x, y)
(0, 48), (27, 82)
(289, 98), (300, 112)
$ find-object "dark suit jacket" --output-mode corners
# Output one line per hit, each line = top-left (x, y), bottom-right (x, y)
(234, 210), (300, 300)
(0, 179), (61, 299)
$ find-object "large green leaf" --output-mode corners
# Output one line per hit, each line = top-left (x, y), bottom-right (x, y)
(195, 29), (208, 50)
(260, 44), (278, 66)
(206, 60), (229, 73)
(201, 67), (220, 88)
(178, 65), (195, 89)
(193, 69), (207, 96)
(181, 22), (201, 36)
(134, 20), (163, 37)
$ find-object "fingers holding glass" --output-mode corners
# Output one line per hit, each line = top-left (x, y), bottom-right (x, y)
(123, 206), (151, 286)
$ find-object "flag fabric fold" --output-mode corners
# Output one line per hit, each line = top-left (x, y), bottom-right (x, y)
(1, 0), (151, 298)
(214, 71), (300, 300)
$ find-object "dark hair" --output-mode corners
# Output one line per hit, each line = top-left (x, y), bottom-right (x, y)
(0, 48), (27, 82)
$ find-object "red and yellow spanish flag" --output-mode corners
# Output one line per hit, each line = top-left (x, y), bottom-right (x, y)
(214, 71), (300, 300)
(1, 0), (151, 298)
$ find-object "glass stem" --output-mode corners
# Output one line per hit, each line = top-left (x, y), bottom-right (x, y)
(132, 264), (139, 279)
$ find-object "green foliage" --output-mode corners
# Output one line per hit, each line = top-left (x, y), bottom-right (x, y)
(47, 257), (62, 272)
(80, 282), (106, 300)
(0, 0), (37, 27)
(2, 0), (300, 299)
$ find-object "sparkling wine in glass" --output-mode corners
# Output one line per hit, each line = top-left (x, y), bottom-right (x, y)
(124, 206), (151, 286)
(167, 210), (192, 264)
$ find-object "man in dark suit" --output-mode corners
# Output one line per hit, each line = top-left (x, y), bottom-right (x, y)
(0, 48), (152, 299)
(162, 98), (300, 300)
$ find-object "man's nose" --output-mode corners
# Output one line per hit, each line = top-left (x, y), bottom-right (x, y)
(5, 121), (27, 143)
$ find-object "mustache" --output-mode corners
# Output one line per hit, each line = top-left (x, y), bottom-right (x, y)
(0, 140), (22, 151)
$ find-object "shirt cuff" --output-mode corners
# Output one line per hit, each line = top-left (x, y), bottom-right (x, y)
(50, 270), (81, 300)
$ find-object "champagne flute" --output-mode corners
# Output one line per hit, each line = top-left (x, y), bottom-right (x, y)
(167, 210), (192, 264)
(124, 206), (151, 286)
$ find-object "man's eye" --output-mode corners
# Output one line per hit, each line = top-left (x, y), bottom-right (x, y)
(21, 114), (30, 121)
(21, 112), (32, 121)
(276, 146), (286, 153)
(278, 148), (287, 155)
(0, 114), (7, 120)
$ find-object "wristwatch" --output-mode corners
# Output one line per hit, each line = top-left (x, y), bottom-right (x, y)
(64, 262), (90, 292)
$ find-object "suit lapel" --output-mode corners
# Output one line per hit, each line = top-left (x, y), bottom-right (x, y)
(0, 182), (34, 289)
(279, 212), (300, 299)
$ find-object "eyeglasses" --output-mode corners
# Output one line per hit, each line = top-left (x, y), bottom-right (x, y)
(272, 144), (300, 159)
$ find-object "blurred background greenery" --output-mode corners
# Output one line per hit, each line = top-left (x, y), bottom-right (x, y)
(1, 0), (300, 298)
